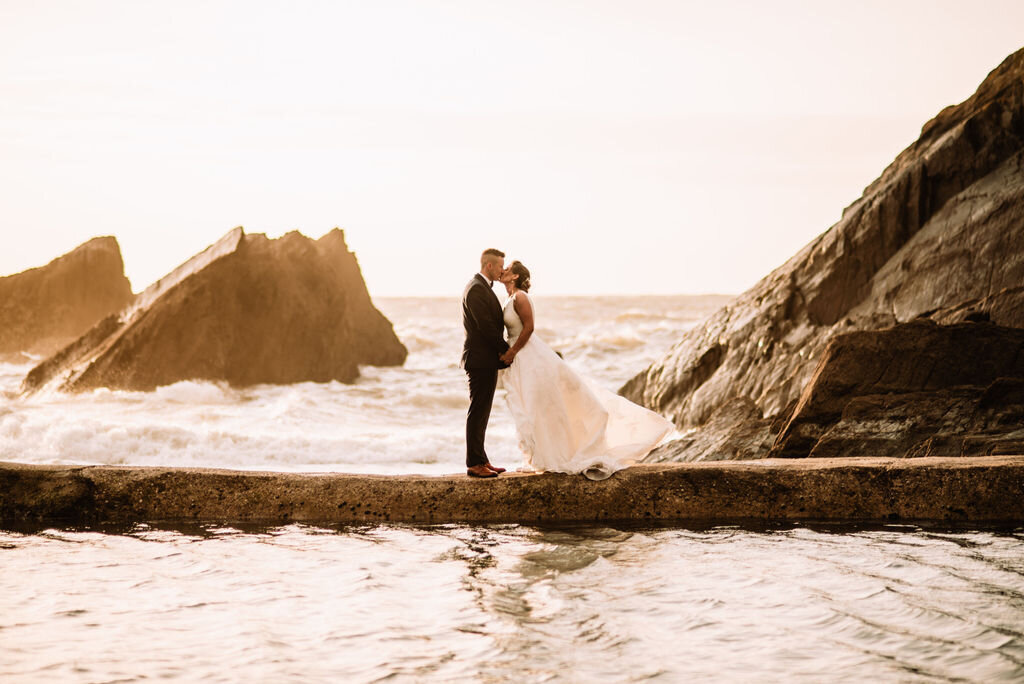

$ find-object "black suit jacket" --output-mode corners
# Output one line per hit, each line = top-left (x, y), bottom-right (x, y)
(462, 274), (510, 370)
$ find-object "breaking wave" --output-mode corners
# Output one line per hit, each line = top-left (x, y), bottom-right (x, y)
(0, 295), (729, 473)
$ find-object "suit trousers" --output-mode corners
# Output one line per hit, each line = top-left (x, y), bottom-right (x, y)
(465, 367), (498, 467)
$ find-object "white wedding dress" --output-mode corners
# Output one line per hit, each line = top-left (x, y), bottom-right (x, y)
(500, 291), (674, 480)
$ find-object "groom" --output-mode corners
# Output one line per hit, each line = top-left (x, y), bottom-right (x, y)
(461, 248), (511, 478)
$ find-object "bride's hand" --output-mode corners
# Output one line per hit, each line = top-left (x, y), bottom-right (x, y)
(500, 350), (515, 364)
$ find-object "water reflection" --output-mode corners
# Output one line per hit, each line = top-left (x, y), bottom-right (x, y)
(1, 523), (1022, 682)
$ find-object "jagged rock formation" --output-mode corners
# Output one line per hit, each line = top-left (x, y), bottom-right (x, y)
(624, 47), (1024, 461)
(22, 227), (406, 392)
(0, 237), (133, 362)
(644, 396), (780, 463)
(773, 320), (1024, 459)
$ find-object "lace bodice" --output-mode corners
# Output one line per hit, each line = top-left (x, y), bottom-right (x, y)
(503, 292), (525, 344)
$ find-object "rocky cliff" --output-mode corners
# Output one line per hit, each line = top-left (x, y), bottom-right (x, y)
(22, 227), (406, 392)
(625, 47), (1024, 461)
(772, 320), (1024, 459)
(0, 237), (134, 362)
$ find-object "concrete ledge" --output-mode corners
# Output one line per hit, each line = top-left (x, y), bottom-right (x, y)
(2, 457), (1023, 526)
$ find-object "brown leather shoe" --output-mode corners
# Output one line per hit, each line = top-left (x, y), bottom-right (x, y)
(485, 463), (506, 474)
(467, 464), (498, 478)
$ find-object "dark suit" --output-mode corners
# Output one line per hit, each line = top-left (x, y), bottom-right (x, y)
(462, 274), (510, 467)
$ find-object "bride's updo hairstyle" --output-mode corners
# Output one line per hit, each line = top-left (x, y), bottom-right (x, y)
(509, 260), (531, 292)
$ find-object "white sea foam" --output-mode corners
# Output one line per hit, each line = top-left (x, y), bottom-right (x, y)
(0, 295), (728, 473)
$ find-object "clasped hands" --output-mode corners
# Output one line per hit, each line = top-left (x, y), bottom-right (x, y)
(500, 349), (516, 365)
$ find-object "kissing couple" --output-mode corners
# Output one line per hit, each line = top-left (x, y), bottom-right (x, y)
(461, 248), (673, 480)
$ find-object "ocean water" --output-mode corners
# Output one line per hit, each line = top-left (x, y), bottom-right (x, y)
(0, 295), (727, 474)
(4, 295), (1024, 682)
(2, 523), (1023, 682)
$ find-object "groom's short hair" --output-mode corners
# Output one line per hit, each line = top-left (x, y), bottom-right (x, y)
(481, 248), (505, 267)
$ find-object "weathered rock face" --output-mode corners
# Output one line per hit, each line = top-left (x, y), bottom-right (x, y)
(0, 237), (134, 362)
(644, 397), (778, 463)
(22, 227), (406, 392)
(622, 48), (1024, 454)
(771, 320), (1024, 459)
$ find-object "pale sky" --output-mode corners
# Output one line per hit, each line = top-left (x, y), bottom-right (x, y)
(1, 1), (1022, 296)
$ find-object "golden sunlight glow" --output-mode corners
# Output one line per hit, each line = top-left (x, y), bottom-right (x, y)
(1, 0), (1022, 295)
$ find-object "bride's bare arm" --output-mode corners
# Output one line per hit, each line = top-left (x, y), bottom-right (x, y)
(502, 293), (535, 362)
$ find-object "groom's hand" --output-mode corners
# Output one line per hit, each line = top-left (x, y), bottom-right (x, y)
(500, 350), (515, 365)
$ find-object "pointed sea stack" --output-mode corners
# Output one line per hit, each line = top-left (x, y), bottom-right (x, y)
(625, 47), (1024, 462)
(22, 227), (406, 392)
(0, 237), (134, 362)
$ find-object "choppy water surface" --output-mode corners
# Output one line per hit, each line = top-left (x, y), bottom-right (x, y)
(0, 295), (725, 474)
(3, 523), (1023, 682)
(3, 295), (1023, 681)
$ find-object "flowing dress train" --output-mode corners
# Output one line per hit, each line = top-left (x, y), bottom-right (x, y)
(500, 292), (674, 480)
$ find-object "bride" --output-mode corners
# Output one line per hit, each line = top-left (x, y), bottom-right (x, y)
(497, 260), (674, 480)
